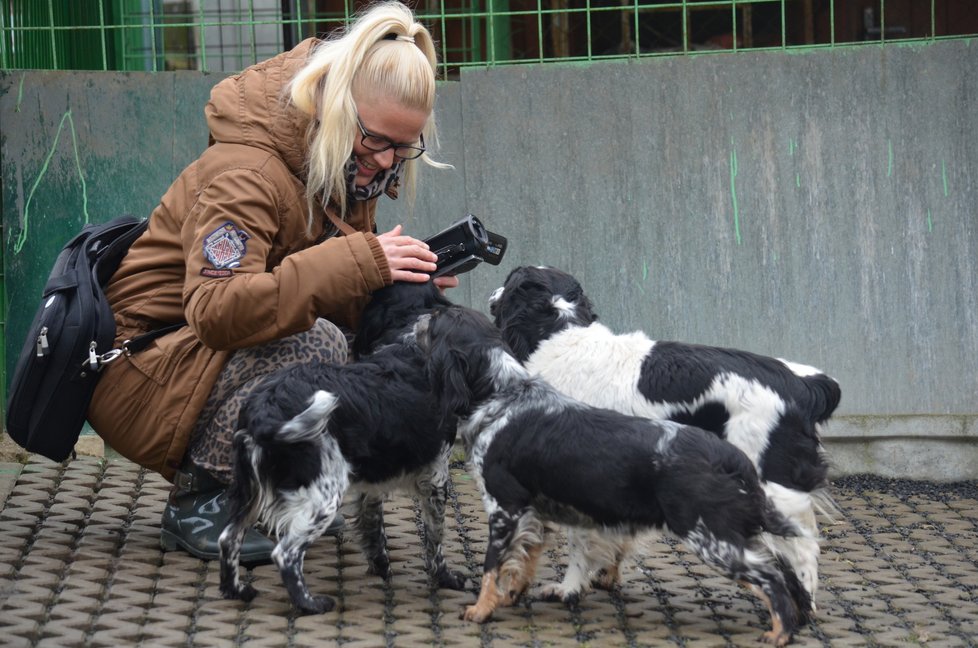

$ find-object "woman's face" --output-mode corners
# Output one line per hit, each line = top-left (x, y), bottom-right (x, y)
(352, 94), (429, 187)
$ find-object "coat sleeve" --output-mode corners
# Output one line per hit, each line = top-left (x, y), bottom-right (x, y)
(181, 166), (391, 350)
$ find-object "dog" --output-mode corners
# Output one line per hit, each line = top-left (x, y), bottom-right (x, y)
(219, 282), (464, 614)
(488, 265), (842, 606)
(414, 304), (813, 646)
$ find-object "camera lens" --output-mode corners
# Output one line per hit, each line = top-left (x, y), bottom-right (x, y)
(469, 216), (488, 243)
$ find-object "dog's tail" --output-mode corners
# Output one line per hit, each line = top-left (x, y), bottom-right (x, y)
(754, 482), (824, 612)
(800, 373), (842, 424)
(773, 552), (814, 626)
(274, 390), (340, 444)
(228, 391), (339, 532)
(744, 498), (816, 625)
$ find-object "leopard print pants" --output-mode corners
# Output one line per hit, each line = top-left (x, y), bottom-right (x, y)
(186, 318), (351, 484)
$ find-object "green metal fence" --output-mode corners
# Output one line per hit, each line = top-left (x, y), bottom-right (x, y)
(2, 1), (976, 78)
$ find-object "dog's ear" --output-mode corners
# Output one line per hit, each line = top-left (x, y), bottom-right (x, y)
(353, 300), (387, 358)
(428, 338), (474, 422)
(495, 280), (560, 361)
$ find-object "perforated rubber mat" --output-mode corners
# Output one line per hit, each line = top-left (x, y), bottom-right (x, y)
(1, 456), (976, 647)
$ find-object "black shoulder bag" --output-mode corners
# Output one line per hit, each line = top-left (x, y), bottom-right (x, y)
(5, 214), (184, 462)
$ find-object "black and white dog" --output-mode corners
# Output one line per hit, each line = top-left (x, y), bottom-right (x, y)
(219, 282), (464, 614)
(414, 304), (813, 646)
(488, 265), (842, 606)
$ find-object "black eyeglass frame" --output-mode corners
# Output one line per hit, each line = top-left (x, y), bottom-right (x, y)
(355, 116), (426, 160)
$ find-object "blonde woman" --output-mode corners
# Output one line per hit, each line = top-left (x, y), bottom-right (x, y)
(88, 1), (456, 563)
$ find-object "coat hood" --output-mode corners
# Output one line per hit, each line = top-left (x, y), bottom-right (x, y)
(205, 38), (319, 179)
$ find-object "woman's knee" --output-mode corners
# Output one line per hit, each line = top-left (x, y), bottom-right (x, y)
(308, 318), (351, 364)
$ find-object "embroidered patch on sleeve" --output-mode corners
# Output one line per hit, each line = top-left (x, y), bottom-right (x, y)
(201, 268), (233, 278)
(203, 222), (251, 270)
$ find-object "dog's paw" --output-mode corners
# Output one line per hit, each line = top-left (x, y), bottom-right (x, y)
(460, 604), (493, 623)
(220, 583), (258, 602)
(435, 568), (468, 591)
(760, 629), (791, 647)
(238, 584), (259, 603)
(297, 595), (336, 615)
(366, 557), (392, 580)
(538, 584), (580, 606)
(592, 567), (621, 591)
(499, 587), (525, 607)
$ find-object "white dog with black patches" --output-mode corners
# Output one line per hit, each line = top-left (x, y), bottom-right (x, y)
(414, 304), (813, 647)
(489, 265), (842, 608)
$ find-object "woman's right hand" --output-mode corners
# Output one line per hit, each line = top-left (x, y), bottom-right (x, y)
(376, 224), (438, 283)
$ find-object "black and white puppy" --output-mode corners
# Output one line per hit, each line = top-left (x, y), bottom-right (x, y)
(415, 305), (813, 647)
(219, 282), (463, 614)
(488, 265), (842, 605)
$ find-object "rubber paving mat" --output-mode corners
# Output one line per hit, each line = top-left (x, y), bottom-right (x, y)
(1, 456), (977, 647)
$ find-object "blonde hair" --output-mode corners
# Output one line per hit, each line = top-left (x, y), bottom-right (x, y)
(289, 1), (444, 222)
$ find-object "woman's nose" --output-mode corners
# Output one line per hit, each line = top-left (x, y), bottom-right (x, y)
(374, 148), (396, 170)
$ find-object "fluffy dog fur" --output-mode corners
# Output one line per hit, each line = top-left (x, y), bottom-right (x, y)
(414, 305), (813, 646)
(488, 265), (842, 606)
(219, 282), (463, 614)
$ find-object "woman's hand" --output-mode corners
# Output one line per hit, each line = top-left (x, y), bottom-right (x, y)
(433, 274), (459, 290)
(376, 224), (438, 283)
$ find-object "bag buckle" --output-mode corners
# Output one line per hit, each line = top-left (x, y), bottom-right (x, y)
(83, 341), (125, 374)
(174, 470), (197, 491)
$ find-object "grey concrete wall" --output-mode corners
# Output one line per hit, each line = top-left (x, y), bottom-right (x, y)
(4, 39), (976, 478)
(381, 40), (978, 480)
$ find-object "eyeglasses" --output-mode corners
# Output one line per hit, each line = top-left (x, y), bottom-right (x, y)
(356, 116), (426, 160)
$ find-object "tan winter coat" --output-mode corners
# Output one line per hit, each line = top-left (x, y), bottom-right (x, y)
(88, 39), (392, 481)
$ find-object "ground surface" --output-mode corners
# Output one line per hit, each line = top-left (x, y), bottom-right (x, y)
(1, 456), (977, 647)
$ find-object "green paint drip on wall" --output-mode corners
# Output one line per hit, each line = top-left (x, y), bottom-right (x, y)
(14, 110), (90, 254)
(887, 140), (893, 177)
(729, 141), (741, 245)
(16, 73), (24, 111)
(941, 159), (948, 196)
(796, 173), (801, 188)
(927, 209), (933, 232)
(642, 259), (648, 281)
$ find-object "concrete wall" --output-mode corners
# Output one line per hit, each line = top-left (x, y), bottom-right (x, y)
(3, 39), (976, 478)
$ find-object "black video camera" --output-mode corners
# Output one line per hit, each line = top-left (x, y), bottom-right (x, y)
(423, 214), (507, 278)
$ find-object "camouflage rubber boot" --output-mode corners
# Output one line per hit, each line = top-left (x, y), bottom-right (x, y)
(160, 462), (276, 565)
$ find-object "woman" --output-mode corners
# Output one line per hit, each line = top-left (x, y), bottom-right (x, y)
(87, 1), (456, 563)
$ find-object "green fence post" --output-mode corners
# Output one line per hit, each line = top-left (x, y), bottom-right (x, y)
(488, 0), (511, 64)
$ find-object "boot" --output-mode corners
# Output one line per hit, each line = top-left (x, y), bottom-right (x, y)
(159, 461), (345, 565)
(160, 461), (276, 565)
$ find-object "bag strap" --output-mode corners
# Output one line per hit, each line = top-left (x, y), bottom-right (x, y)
(91, 322), (187, 372)
(124, 322), (187, 354)
(326, 211), (357, 236)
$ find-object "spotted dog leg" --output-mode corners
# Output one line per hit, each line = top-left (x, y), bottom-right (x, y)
(499, 539), (544, 606)
(354, 493), (391, 579)
(218, 505), (260, 602)
(539, 528), (596, 604)
(462, 509), (523, 623)
(274, 498), (346, 615)
(219, 433), (262, 602)
(592, 538), (632, 591)
(275, 445), (349, 615)
(683, 522), (809, 647)
(416, 447), (467, 590)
